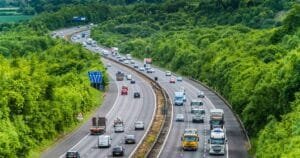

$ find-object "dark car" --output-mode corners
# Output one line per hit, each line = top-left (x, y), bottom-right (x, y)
(66, 151), (80, 158)
(130, 79), (136, 84)
(134, 92), (140, 98)
(124, 134), (136, 144)
(112, 145), (125, 157)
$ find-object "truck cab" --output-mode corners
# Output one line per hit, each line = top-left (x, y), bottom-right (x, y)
(208, 128), (227, 155)
(174, 91), (185, 106)
(190, 99), (204, 113)
(181, 128), (199, 151)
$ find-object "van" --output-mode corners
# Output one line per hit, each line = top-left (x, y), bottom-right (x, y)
(98, 135), (112, 148)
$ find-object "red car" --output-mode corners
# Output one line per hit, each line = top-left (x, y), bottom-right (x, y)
(169, 77), (176, 83)
(121, 86), (128, 95)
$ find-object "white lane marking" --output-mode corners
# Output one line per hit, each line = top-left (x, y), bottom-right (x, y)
(128, 76), (157, 158)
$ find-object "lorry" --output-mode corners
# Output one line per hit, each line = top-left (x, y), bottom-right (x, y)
(209, 109), (225, 130)
(116, 71), (124, 81)
(208, 128), (227, 155)
(143, 58), (152, 64)
(111, 47), (119, 56)
(121, 86), (128, 95)
(90, 117), (106, 135)
(181, 128), (199, 151)
(174, 91), (185, 106)
(114, 118), (125, 133)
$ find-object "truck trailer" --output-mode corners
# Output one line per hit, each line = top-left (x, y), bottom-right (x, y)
(90, 117), (106, 135)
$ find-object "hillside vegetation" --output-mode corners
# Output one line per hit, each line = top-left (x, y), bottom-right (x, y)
(0, 26), (107, 157)
(88, 1), (300, 157)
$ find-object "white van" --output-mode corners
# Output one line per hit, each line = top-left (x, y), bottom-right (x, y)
(98, 135), (112, 148)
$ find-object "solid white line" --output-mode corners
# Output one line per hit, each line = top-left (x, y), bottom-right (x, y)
(128, 78), (157, 158)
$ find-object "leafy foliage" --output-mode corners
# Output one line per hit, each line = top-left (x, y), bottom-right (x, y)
(0, 27), (107, 157)
(90, 1), (300, 157)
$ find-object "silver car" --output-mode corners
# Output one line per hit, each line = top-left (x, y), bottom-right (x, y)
(175, 114), (184, 122)
(135, 121), (144, 130)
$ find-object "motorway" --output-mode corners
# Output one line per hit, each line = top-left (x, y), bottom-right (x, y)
(43, 28), (156, 158)
(47, 27), (249, 158)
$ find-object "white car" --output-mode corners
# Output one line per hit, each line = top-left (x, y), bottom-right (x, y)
(126, 74), (132, 80)
(197, 91), (205, 98)
(175, 114), (184, 122)
(139, 67), (145, 71)
(135, 121), (145, 130)
(177, 76), (183, 81)
(165, 71), (172, 76)
(124, 60), (129, 64)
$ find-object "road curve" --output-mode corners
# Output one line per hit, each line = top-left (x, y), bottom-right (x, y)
(43, 27), (156, 158)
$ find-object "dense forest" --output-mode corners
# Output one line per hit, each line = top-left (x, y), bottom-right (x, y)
(0, 0), (299, 157)
(0, 18), (107, 158)
(89, 0), (300, 157)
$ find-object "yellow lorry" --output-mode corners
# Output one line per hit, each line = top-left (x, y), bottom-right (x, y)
(181, 128), (199, 151)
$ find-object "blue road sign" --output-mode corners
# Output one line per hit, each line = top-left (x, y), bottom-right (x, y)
(88, 71), (103, 84)
(73, 16), (86, 22)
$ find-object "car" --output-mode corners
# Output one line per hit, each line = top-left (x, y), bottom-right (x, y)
(98, 135), (112, 148)
(134, 92), (140, 98)
(130, 79), (136, 84)
(175, 114), (184, 122)
(114, 123), (125, 133)
(107, 63), (111, 67)
(134, 64), (139, 68)
(124, 134), (136, 144)
(147, 68), (155, 73)
(130, 60), (135, 64)
(139, 67), (145, 71)
(124, 60), (129, 64)
(126, 74), (132, 80)
(65, 151), (80, 158)
(192, 112), (205, 123)
(169, 77), (176, 83)
(177, 76), (183, 81)
(165, 71), (172, 76)
(121, 86), (128, 95)
(197, 90), (205, 98)
(135, 121), (145, 130)
(112, 145), (125, 157)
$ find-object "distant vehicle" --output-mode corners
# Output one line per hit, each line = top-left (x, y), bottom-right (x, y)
(126, 74), (132, 80)
(192, 112), (205, 123)
(135, 121), (145, 130)
(126, 54), (132, 60)
(139, 67), (145, 71)
(197, 90), (205, 98)
(165, 71), (172, 76)
(124, 134), (136, 144)
(112, 145), (125, 157)
(107, 63), (111, 67)
(175, 114), (184, 122)
(121, 86), (128, 95)
(181, 128), (199, 151)
(210, 109), (225, 130)
(174, 91), (185, 106)
(208, 128), (227, 155)
(130, 60), (135, 64)
(134, 64), (139, 68)
(134, 92), (140, 98)
(130, 79), (136, 84)
(114, 118), (125, 133)
(191, 106), (205, 114)
(177, 76), (183, 81)
(90, 117), (106, 135)
(169, 77), (176, 83)
(190, 99), (203, 106)
(124, 60), (129, 64)
(154, 76), (158, 81)
(98, 135), (112, 148)
(143, 58), (152, 64)
(147, 68), (155, 73)
(116, 71), (124, 81)
(66, 151), (80, 158)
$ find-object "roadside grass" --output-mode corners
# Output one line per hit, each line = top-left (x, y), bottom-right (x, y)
(28, 87), (105, 158)
(0, 15), (33, 23)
